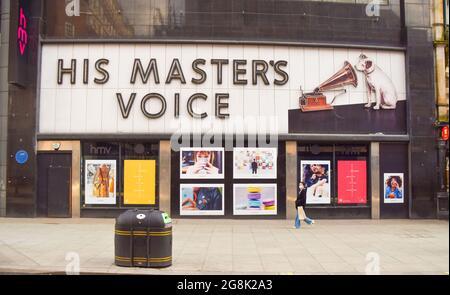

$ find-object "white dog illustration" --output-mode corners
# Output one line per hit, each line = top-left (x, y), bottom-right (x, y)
(355, 54), (398, 110)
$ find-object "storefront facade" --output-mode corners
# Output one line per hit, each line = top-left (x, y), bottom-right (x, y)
(3, 0), (440, 219)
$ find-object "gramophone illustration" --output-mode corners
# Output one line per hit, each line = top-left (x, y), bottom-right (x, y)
(299, 61), (358, 112)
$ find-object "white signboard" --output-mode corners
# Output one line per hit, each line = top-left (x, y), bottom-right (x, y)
(39, 44), (406, 135)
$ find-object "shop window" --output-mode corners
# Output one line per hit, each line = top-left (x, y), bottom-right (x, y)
(81, 141), (159, 209)
(172, 139), (286, 218)
(298, 144), (369, 207)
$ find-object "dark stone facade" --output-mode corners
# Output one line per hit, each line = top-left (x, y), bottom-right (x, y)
(6, 0), (438, 218)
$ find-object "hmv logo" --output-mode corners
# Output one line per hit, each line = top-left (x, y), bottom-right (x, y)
(65, 0), (80, 17)
(90, 145), (111, 155)
(17, 7), (28, 55)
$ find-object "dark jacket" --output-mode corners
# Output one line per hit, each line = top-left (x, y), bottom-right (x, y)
(296, 188), (307, 208)
(195, 187), (223, 210)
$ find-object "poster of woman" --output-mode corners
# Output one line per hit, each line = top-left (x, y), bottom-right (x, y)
(180, 148), (224, 179)
(383, 173), (404, 204)
(84, 160), (116, 205)
(180, 184), (224, 216)
(301, 160), (331, 204)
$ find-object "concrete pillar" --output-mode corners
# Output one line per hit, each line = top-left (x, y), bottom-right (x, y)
(159, 140), (171, 215)
(285, 141), (297, 219)
(371, 142), (380, 219)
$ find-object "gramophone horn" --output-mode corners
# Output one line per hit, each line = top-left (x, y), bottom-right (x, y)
(314, 61), (358, 93)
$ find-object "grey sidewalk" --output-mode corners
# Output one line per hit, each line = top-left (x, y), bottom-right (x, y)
(0, 218), (448, 275)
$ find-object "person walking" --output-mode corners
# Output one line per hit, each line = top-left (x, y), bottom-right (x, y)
(294, 181), (315, 228)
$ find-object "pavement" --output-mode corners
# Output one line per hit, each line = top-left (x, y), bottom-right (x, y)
(0, 218), (448, 275)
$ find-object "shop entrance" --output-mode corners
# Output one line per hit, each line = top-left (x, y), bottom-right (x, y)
(37, 152), (72, 217)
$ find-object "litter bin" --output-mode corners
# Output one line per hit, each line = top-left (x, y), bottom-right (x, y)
(115, 209), (172, 268)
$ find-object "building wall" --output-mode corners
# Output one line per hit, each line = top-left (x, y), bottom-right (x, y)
(3, 0), (440, 218)
(0, 0), (10, 217)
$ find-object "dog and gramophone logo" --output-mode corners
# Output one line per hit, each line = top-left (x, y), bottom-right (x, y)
(298, 53), (398, 113)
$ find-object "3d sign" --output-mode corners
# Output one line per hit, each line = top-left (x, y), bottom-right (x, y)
(17, 7), (28, 56)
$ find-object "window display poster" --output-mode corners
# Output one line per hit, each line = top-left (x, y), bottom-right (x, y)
(84, 159), (116, 205)
(124, 160), (156, 205)
(300, 160), (331, 204)
(383, 173), (404, 204)
(337, 160), (367, 204)
(233, 184), (277, 215)
(233, 148), (277, 179)
(180, 148), (224, 179)
(180, 184), (224, 216)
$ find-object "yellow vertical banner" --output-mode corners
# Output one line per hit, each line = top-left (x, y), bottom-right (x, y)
(124, 160), (156, 205)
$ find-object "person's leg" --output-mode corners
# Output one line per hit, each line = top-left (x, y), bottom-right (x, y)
(294, 211), (301, 228)
(316, 185), (324, 198)
(299, 206), (314, 225)
(296, 208), (303, 228)
(304, 217), (314, 224)
(304, 209), (315, 225)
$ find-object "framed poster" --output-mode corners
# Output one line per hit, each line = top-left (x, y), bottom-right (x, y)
(383, 173), (404, 204)
(233, 183), (277, 215)
(84, 159), (116, 205)
(337, 160), (367, 204)
(180, 148), (224, 179)
(233, 148), (277, 179)
(300, 160), (331, 204)
(124, 160), (156, 205)
(180, 184), (224, 216)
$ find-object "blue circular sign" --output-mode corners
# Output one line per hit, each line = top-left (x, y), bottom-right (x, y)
(15, 150), (28, 164)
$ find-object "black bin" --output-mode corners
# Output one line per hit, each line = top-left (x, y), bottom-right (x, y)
(115, 209), (172, 268)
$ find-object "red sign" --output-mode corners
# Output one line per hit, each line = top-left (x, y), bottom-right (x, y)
(337, 160), (367, 204)
(17, 7), (28, 55)
(441, 125), (449, 141)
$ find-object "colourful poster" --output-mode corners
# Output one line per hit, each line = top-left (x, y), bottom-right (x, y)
(124, 160), (156, 205)
(180, 148), (224, 179)
(337, 160), (367, 204)
(300, 160), (331, 204)
(233, 184), (277, 215)
(233, 148), (277, 179)
(383, 173), (404, 204)
(180, 184), (224, 216)
(84, 160), (116, 205)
